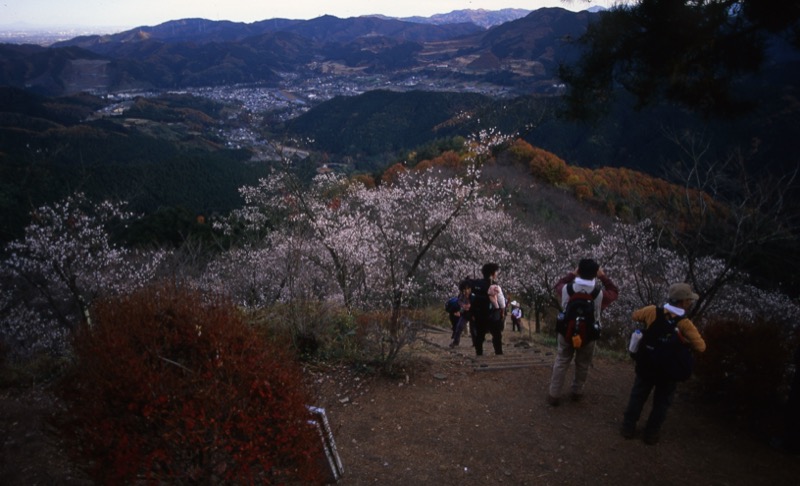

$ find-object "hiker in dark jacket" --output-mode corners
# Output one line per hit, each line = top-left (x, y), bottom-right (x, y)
(620, 282), (706, 445)
(472, 263), (505, 356)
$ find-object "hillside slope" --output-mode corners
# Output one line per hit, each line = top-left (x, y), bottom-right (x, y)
(4, 329), (798, 484)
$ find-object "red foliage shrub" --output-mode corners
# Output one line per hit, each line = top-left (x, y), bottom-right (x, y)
(421, 150), (464, 170)
(507, 141), (569, 185)
(381, 162), (408, 185)
(352, 173), (377, 189)
(60, 283), (324, 484)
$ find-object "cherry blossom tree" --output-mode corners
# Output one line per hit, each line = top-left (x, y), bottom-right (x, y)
(198, 233), (325, 308)
(0, 282), (67, 359)
(215, 131), (520, 367)
(420, 203), (516, 298)
(502, 226), (585, 333)
(220, 170), (372, 310)
(1, 193), (168, 357)
(350, 168), (507, 364)
(213, 130), (799, 362)
(585, 219), (800, 342)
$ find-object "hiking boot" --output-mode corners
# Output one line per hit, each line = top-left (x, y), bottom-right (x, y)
(547, 395), (560, 407)
(620, 424), (636, 439)
(643, 431), (660, 445)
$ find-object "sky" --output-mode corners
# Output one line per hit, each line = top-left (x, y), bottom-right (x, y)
(1, 1), (616, 30)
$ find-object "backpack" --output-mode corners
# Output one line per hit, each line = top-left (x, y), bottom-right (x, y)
(470, 278), (501, 322)
(445, 296), (460, 314)
(633, 306), (694, 381)
(556, 282), (601, 348)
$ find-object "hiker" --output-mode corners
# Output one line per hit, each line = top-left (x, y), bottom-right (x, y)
(445, 292), (461, 341)
(620, 282), (706, 445)
(547, 258), (619, 406)
(449, 279), (473, 348)
(471, 263), (506, 356)
(510, 301), (523, 332)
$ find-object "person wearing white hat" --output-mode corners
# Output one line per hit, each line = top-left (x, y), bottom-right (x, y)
(510, 301), (523, 332)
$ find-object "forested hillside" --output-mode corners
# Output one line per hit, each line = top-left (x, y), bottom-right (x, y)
(282, 78), (800, 181)
(0, 87), (269, 243)
(3, 83), (798, 289)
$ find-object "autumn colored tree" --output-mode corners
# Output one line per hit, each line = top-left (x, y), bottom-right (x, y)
(504, 140), (571, 185)
(414, 150), (465, 172)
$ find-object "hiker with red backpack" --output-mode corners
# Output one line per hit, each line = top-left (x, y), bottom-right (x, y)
(547, 258), (619, 406)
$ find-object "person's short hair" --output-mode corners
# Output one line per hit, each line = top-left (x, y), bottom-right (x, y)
(577, 258), (600, 280)
(481, 263), (500, 279)
(458, 279), (472, 291)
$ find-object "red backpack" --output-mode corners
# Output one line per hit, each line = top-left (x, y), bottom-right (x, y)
(556, 283), (601, 348)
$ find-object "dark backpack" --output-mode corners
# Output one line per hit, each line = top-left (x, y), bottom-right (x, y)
(633, 306), (694, 381)
(445, 296), (460, 314)
(556, 282), (601, 347)
(470, 278), (500, 322)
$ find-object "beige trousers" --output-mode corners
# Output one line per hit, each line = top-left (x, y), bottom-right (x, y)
(548, 333), (596, 398)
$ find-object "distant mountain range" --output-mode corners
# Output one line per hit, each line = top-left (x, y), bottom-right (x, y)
(396, 8), (533, 29)
(0, 7), (596, 97)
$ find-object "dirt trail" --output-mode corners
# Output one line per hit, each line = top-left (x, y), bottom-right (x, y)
(2, 323), (798, 485)
(311, 326), (800, 486)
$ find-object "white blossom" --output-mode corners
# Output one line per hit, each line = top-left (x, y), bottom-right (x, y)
(1, 193), (168, 356)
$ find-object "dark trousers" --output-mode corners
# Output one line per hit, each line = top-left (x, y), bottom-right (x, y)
(622, 371), (677, 435)
(449, 316), (459, 335)
(474, 318), (503, 355)
(451, 316), (469, 345)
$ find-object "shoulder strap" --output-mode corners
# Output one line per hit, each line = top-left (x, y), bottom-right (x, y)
(655, 306), (672, 327)
(567, 282), (600, 299)
(657, 306), (685, 327)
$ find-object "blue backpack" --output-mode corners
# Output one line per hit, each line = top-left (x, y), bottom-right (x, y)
(445, 296), (460, 314)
